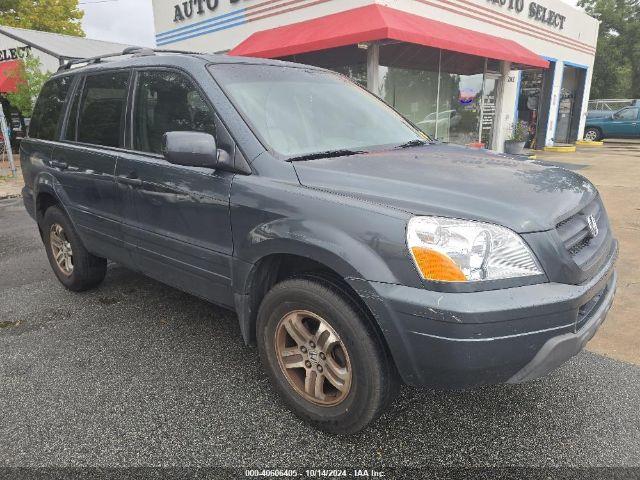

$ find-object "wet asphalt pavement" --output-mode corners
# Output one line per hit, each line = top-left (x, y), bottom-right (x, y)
(1, 197), (639, 468)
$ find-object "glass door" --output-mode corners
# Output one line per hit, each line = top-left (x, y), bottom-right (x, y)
(555, 66), (580, 144)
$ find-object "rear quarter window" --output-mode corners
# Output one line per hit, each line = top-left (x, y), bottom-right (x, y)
(29, 75), (73, 141)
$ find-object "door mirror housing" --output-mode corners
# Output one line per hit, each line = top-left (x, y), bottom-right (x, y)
(162, 131), (221, 169)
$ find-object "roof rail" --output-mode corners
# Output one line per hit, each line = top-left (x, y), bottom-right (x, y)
(57, 47), (204, 71)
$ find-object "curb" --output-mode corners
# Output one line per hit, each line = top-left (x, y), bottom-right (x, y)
(543, 145), (577, 153)
(576, 140), (604, 147)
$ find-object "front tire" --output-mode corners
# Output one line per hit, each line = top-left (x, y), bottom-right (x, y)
(41, 206), (107, 291)
(257, 276), (398, 434)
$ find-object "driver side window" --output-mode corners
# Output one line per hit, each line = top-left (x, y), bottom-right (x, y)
(133, 70), (216, 154)
(615, 107), (639, 121)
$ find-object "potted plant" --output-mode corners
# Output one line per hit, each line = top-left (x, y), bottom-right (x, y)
(504, 121), (529, 155)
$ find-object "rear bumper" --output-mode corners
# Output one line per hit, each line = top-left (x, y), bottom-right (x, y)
(348, 241), (618, 389)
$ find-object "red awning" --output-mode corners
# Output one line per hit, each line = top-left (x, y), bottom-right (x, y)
(0, 60), (23, 93)
(229, 4), (549, 69)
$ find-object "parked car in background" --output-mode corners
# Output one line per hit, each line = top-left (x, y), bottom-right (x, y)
(587, 99), (640, 119)
(416, 109), (461, 130)
(21, 50), (618, 434)
(584, 105), (640, 141)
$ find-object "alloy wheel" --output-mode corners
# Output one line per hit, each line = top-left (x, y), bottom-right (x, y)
(50, 223), (74, 276)
(274, 310), (352, 406)
(584, 129), (599, 141)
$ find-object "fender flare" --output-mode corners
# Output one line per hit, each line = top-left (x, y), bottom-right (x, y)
(233, 218), (402, 294)
(32, 172), (75, 227)
(231, 218), (407, 346)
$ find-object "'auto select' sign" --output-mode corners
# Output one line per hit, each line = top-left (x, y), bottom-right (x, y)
(487, 0), (567, 30)
(173, 0), (240, 22)
(0, 46), (31, 62)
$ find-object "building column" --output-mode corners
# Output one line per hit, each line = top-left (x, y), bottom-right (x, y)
(577, 67), (593, 140)
(492, 60), (512, 153)
(366, 42), (380, 95)
(545, 60), (564, 146)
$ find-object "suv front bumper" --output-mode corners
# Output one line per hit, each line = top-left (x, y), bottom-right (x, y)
(348, 241), (618, 389)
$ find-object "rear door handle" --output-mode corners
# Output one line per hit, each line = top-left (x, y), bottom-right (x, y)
(50, 160), (68, 170)
(118, 174), (143, 187)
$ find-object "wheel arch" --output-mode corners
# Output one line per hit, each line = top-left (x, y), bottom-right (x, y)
(232, 250), (393, 363)
(33, 173), (64, 219)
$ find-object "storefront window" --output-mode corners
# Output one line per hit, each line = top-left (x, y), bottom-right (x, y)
(378, 46), (499, 147)
(282, 43), (503, 149)
(438, 51), (489, 145)
(281, 45), (367, 88)
(438, 72), (483, 144)
(332, 63), (367, 89)
(378, 66), (439, 137)
(379, 44), (439, 138)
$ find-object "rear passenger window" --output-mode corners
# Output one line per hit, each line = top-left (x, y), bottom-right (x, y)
(77, 71), (130, 148)
(133, 70), (216, 154)
(29, 75), (73, 141)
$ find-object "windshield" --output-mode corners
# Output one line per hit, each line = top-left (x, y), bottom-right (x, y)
(210, 64), (426, 158)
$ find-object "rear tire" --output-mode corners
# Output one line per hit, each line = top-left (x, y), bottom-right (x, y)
(584, 127), (602, 141)
(41, 206), (107, 292)
(257, 275), (398, 434)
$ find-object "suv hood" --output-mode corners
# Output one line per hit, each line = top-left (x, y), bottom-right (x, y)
(293, 144), (597, 233)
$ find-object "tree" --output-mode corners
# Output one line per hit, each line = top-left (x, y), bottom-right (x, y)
(0, 0), (84, 37)
(590, 35), (631, 98)
(579, 0), (640, 98)
(4, 55), (51, 117)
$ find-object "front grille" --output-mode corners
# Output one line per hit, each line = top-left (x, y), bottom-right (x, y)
(569, 237), (591, 256)
(556, 198), (609, 269)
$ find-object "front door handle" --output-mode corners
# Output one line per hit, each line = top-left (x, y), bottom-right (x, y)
(50, 160), (68, 170)
(117, 174), (143, 187)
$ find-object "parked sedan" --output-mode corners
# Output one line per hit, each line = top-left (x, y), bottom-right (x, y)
(584, 106), (640, 141)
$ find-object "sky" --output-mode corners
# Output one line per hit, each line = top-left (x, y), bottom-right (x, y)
(81, 0), (156, 48)
(80, 0), (580, 48)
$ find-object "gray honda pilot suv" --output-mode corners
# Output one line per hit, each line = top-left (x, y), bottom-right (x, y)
(21, 49), (617, 434)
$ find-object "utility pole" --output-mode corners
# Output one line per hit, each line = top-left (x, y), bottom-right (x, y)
(0, 102), (17, 177)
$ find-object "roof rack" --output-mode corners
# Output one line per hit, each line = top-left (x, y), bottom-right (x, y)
(57, 47), (204, 71)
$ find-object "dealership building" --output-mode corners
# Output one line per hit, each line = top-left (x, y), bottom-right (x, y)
(152, 0), (599, 152)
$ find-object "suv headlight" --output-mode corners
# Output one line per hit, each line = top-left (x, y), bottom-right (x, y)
(407, 216), (542, 282)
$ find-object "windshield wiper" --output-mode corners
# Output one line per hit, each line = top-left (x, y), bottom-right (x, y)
(395, 139), (430, 149)
(286, 149), (366, 162)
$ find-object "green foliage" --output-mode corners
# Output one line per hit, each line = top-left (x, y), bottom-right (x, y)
(508, 121), (529, 142)
(578, 0), (640, 98)
(0, 0), (84, 37)
(4, 55), (51, 117)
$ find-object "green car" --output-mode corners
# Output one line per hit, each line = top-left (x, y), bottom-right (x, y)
(584, 105), (640, 141)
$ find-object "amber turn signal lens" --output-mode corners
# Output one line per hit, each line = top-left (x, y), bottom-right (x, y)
(411, 247), (467, 282)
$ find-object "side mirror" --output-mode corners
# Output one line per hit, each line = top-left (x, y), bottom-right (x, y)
(162, 131), (221, 169)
